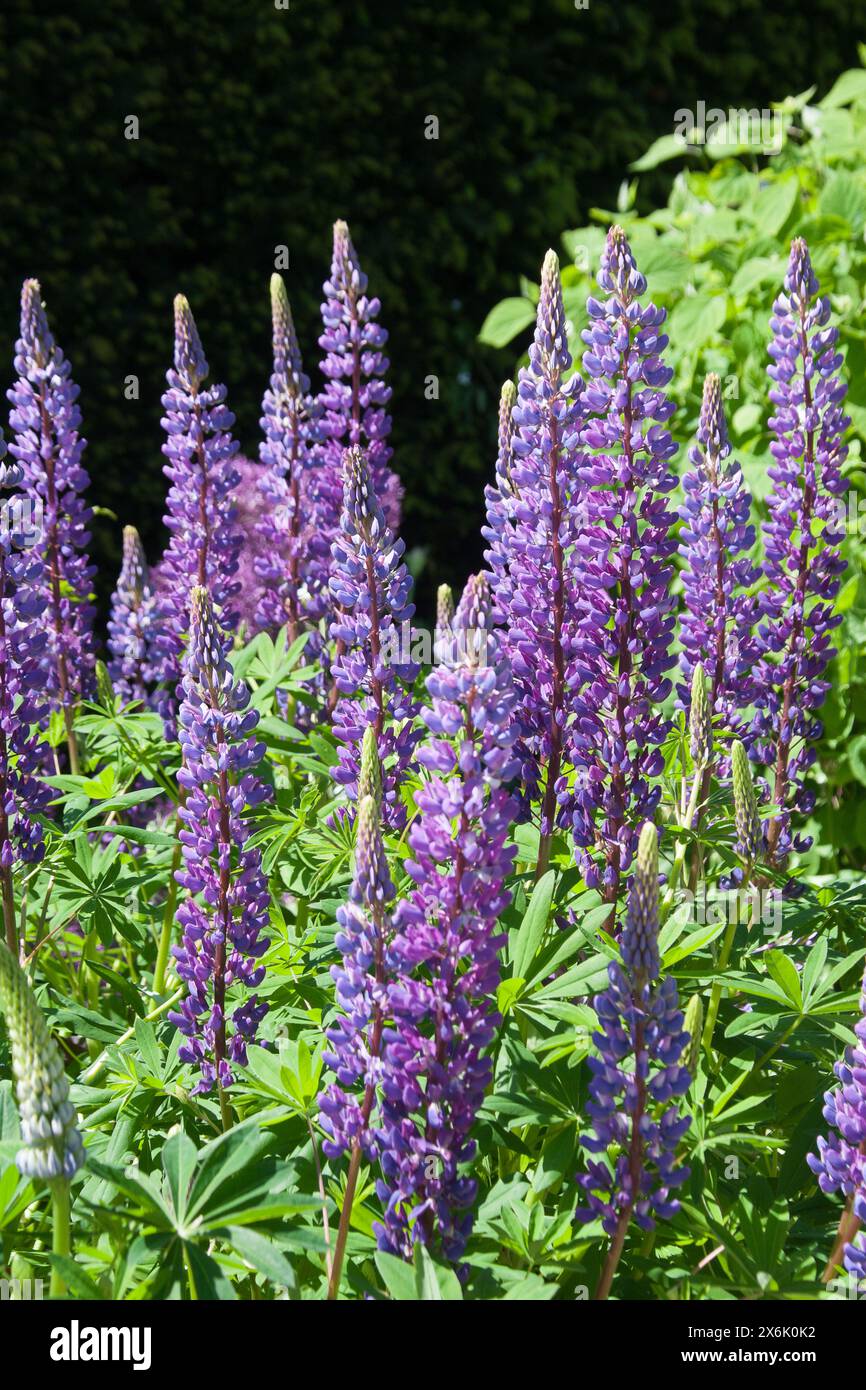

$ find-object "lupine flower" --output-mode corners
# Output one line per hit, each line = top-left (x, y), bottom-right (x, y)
(376, 571), (519, 1262)
(434, 582), (454, 663)
(329, 446), (420, 830)
(483, 254), (585, 865)
(254, 274), (326, 642)
(751, 239), (849, 864)
(688, 662), (712, 770)
(482, 379), (518, 621)
(808, 962), (866, 1284)
(731, 738), (761, 869)
(577, 822), (691, 1243)
(7, 279), (96, 721)
(152, 295), (243, 737)
(678, 373), (759, 732)
(683, 995), (703, 1081)
(0, 940), (85, 1180)
(107, 526), (156, 705)
(566, 226), (679, 900)
(168, 587), (270, 1094)
(318, 220), (401, 538)
(0, 433), (51, 889)
(319, 791), (394, 1161)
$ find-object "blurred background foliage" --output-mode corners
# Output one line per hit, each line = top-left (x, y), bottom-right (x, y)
(486, 57), (866, 873)
(0, 0), (863, 618)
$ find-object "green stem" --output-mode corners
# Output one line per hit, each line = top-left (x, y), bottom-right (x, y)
(153, 831), (183, 995)
(183, 1244), (199, 1301)
(701, 916), (739, 1063)
(218, 1085), (234, 1133)
(50, 1179), (71, 1297)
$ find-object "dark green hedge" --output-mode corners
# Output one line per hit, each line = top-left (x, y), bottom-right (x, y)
(0, 0), (863, 615)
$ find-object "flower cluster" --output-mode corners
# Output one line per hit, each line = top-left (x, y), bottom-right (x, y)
(678, 372), (759, 734)
(0, 433), (51, 882)
(168, 587), (270, 1094)
(318, 220), (401, 538)
(0, 939), (85, 1181)
(152, 295), (243, 737)
(484, 252), (584, 860)
(577, 823), (691, 1239)
(319, 786), (394, 1161)
(7, 279), (96, 716)
(107, 525), (156, 705)
(254, 274), (326, 642)
(566, 227), (679, 898)
(376, 572), (519, 1262)
(751, 238), (849, 864)
(808, 963), (866, 1285)
(329, 446), (420, 830)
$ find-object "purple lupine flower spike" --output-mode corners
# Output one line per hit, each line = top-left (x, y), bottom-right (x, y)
(152, 295), (243, 738)
(808, 962), (866, 1286)
(168, 586), (270, 1096)
(316, 219), (401, 588)
(8, 279), (96, 764)
(329, 446), (420, 830)
(751, 239), (849, 865)
(0, 430), (51, 949)
(254, 274), (326, 642)
(319, 790), (394, 1161)
(107, 525), (156, 705)
(484, 253), (585, 871)
(375, 571), (519, 1262)
(567, 226), (679, 902)
(482, 379), (518, 624)
(577, 823), (691, 1295)
(679, 373), (759, 735)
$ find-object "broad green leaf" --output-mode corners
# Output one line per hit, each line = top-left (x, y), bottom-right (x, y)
(510, 870), (555, 980)
(478, 297), (536, 348)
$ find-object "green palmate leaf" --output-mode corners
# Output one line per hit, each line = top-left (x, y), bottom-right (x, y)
(667, 293), (726, 350)
(629, 133), (691, 171)
(819, 68), (866, 109)
(222, 1226), (296, 1290)
(162, 1130), (197, 1223)
(510, 869), (555, 980)
(478, 296), (536, 348)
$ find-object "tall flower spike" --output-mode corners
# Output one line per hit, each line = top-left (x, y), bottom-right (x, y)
(107, 525), (156, 705)
(484, 254), (585, 869)
(0, 941), (85, 1180)
(0, 432), (51, 951)
(316, 219), (401, 582)
(254, 274), (326, 643)
(376, 572), (519, 1262)
(620, 822), (660, 985)
(751, 239), (849, 864)
(7, 279), (96, 758)
(151, 296), (243, 738)
(688, 662), (712, 770)
(577, 819), (691, 1295)
(319, 793), (394, 1161)
(434, 583), (454, 663)
(328, 446), (420, 830)
(808, 962), (866, 1285)
(357, 724), (382, 806)
(168, 587), (270, 1096)
(482, 379), (518, 623)
(567, 226), (679, 901)
(678, 373), (759, 732)
(731, 739), (761, 869)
